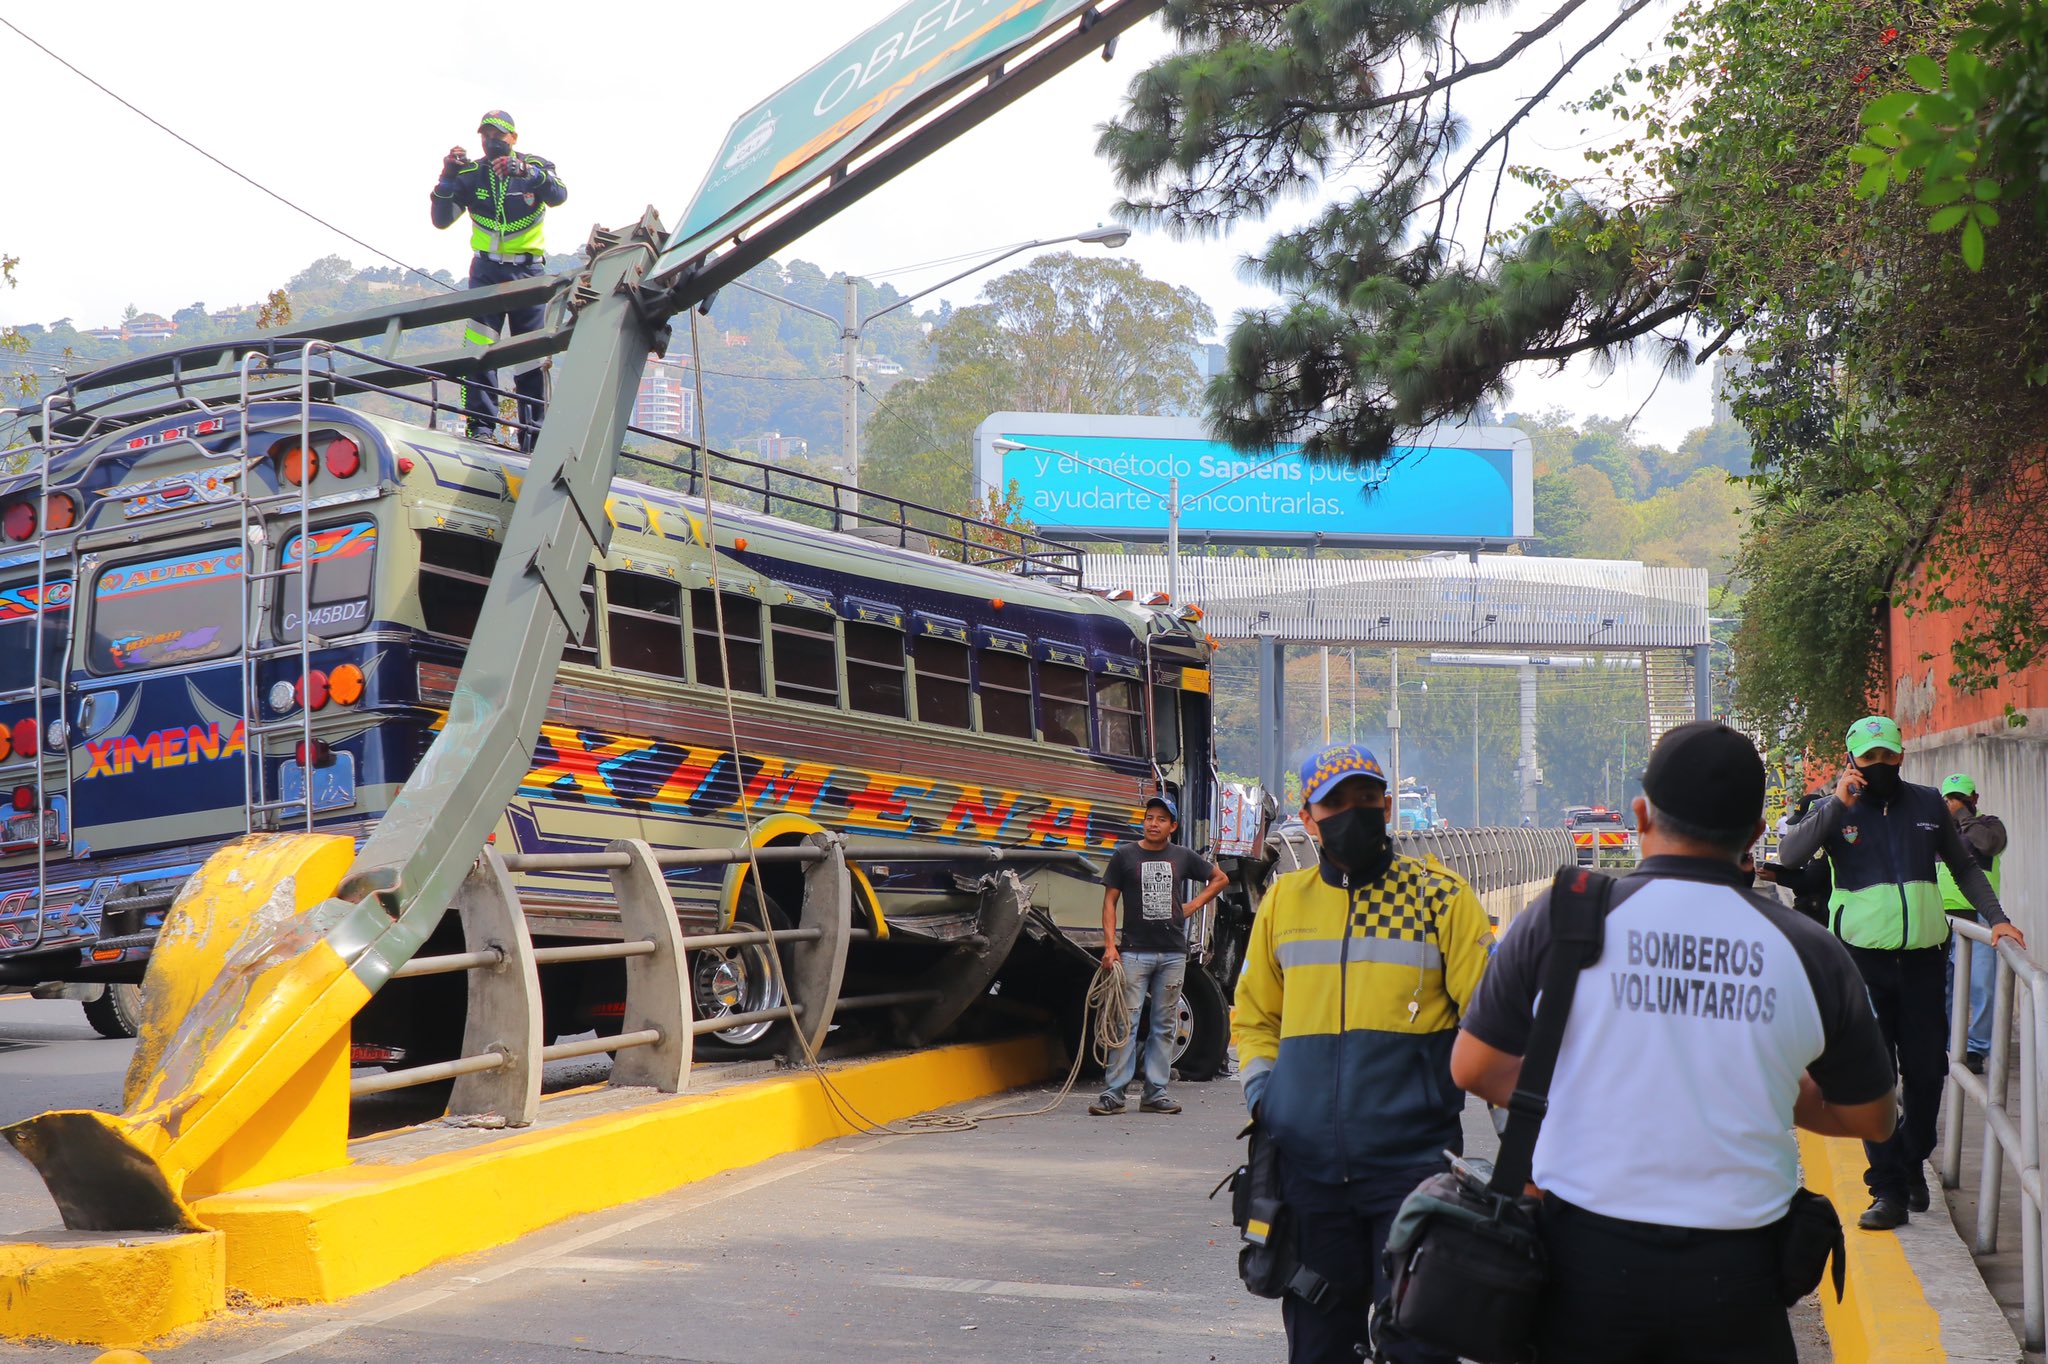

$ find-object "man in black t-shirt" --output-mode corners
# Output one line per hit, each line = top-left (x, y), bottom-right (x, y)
(1090, 796), (1229, 1116)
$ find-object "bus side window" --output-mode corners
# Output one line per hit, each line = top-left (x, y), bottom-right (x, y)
(1098, 677), (1145, 757)
(691, 589), (763, 694)
(846, 621), (906, 718)
(1040, 662), (1090, 748)
(914, 637), (971, 729)
(771, 606), (840, 708)
(419, 530), (498, 641)
(978, 649), (1035, 739)
(563, 567), (599, 667)
(607, 571), (684, 678)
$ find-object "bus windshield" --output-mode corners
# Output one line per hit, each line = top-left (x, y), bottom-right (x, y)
(0, 580), (72, 695)
(89, 547), (243, 673)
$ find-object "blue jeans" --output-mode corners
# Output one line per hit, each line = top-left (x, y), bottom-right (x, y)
(1948, 931), (1997, 1056)
(1101, 950), (1186, 1105)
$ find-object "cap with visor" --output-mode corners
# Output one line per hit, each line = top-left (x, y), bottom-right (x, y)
(1846, 715), (1904, 760)
(1144, 795), (1180, 822)
(1940, 773), (1978, 800)
(479, 110), (517, 134)
(1298, 744), (1387, 805)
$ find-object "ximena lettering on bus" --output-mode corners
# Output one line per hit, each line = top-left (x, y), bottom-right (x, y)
(524, 725), (1140, 848)
(81, 720), (246, 778)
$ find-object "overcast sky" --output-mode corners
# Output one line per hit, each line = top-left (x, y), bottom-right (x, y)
(0, 1), (1710, 445)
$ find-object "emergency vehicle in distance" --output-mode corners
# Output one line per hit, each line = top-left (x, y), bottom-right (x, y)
(1562, 804), (1637, 866)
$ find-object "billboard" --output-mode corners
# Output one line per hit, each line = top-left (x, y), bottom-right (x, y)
(654, 0), (1109, 280)
(973, 413), (1534, 548)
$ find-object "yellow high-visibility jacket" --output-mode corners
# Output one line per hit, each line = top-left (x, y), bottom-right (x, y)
(1234, 853), (1495, 1183)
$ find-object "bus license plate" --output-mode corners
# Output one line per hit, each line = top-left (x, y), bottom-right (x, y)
(280, 753), (356, 812)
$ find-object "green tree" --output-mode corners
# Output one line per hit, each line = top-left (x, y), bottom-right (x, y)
(864, 252), (1214, 513)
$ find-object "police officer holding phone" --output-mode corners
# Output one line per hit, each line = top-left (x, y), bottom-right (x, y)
(1777, 715), (2024, 1230)
(430, 110), (568, 449)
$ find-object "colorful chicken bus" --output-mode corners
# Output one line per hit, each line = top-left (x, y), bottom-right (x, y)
(0, 379), (1236, 1069)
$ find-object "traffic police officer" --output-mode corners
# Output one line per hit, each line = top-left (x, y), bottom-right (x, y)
(1777, 715), (2021, 1229)
(430, 110), (567, 449)
(1234, 743), (1495, 1364)
(1454, 722), (1897, 1363)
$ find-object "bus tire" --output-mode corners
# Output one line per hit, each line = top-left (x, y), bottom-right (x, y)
(83, 983), (144, 1040)
(1169, 963), (1229, 1083)
(692, 888), (794, 1060)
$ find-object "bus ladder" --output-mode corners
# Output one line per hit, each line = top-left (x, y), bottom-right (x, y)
(0, 396), (83, 953)
(235, 348), (329, 834)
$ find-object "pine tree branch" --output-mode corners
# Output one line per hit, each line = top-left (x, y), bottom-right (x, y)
(1519, 296), (1702, 363)
(1284, 0), (1593, 117)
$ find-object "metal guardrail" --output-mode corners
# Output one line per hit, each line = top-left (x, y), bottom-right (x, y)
(1400, 826), (1579, 895)
(1941, 914), (2047, 1350)
(349, 834), (1052, 1120)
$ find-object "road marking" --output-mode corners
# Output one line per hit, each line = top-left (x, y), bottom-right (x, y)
(209, 1142), (886, 1363)
(866, 1273), (1196, 1303)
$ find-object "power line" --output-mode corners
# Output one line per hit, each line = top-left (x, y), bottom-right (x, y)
(0, 16), (455, 295)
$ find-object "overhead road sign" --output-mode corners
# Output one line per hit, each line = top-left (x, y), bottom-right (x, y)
(974, 413), (1533, 549)
(653, 0), (1159, 288)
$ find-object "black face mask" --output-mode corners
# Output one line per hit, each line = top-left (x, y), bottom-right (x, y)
(1316, 805), (1394, 881)
(482, 135), (513, 161)
(1856, 761), (1902, 802)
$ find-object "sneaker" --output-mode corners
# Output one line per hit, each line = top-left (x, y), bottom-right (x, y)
(1087, 1098), (1126, 1116)
(1858, 1198), (1909, 1231)
(1965, 1051), (1988, 1075)
(1139, 1097), (1183, 1115)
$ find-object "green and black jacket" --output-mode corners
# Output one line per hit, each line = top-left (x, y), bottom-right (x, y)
(1779, 782), (2007, 950)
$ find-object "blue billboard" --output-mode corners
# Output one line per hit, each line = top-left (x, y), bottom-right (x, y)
(973, 414), (1532, 547)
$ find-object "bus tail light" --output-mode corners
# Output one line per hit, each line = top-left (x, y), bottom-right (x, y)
(1, 500), (34, 541)
(324, 437), (361, 478)
(9, 719), (35, 757)
(328, 663), (365, 705)
(44, 494), (77, 532)
(10, 786), (33, 812)
(296, 670), (330, 710)
(294, 739), (334, 768)
(276, 442), (317, 485)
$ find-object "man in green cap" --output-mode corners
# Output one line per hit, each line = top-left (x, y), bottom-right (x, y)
(1938, 774), (2008, 1073)
(1779, 716), (2024, 1230)
(431, 109), (568, 449)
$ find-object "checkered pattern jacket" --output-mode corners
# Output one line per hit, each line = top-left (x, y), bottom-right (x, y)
(1233, 854), (1495, 1182)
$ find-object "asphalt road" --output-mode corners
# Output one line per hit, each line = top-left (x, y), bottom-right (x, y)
(0, 1004), (1829, 1363)
(0, 993), (133, 1237)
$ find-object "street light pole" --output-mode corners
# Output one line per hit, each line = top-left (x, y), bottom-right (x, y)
(727, 226), (1129, 517)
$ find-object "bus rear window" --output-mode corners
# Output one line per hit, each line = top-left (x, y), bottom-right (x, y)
(277, 522), (377, 643)
(0, 581), (72, 694)
(90, 548), (242, 673)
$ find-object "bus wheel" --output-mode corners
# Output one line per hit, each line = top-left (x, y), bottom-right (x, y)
(1170, 964), (1229, 1082)
(692, 890), (793, 1059)
(83, 983), (144, 1040)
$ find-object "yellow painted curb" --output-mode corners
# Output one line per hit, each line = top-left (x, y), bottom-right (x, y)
(197, 1034), (1059, 1305)
(1798, 1130), (1946, 1361)
(0, 1229), (223, 1348)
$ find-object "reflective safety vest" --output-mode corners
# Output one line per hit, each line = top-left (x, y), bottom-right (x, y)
(431, 154), (567, 256)
(1938, 813), (2006, 913)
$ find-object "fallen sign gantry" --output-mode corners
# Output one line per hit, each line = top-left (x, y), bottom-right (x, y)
(0, 0), (1162, 1347)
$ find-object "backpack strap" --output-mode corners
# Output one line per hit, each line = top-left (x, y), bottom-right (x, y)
(1488, 866), (1614, 1197)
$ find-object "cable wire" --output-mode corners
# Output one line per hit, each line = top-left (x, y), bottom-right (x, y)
(0, 16), (455, 295)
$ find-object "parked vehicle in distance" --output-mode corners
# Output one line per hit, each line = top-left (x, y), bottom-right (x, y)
(1562, 805), (1636, 867)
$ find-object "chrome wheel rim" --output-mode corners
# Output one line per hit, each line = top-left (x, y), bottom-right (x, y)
(692, 943), (785, 1045)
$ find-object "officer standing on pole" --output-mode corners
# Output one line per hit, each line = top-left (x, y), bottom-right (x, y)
(430, 110), (567, 450)
(1777, 716), (2023, 1230)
